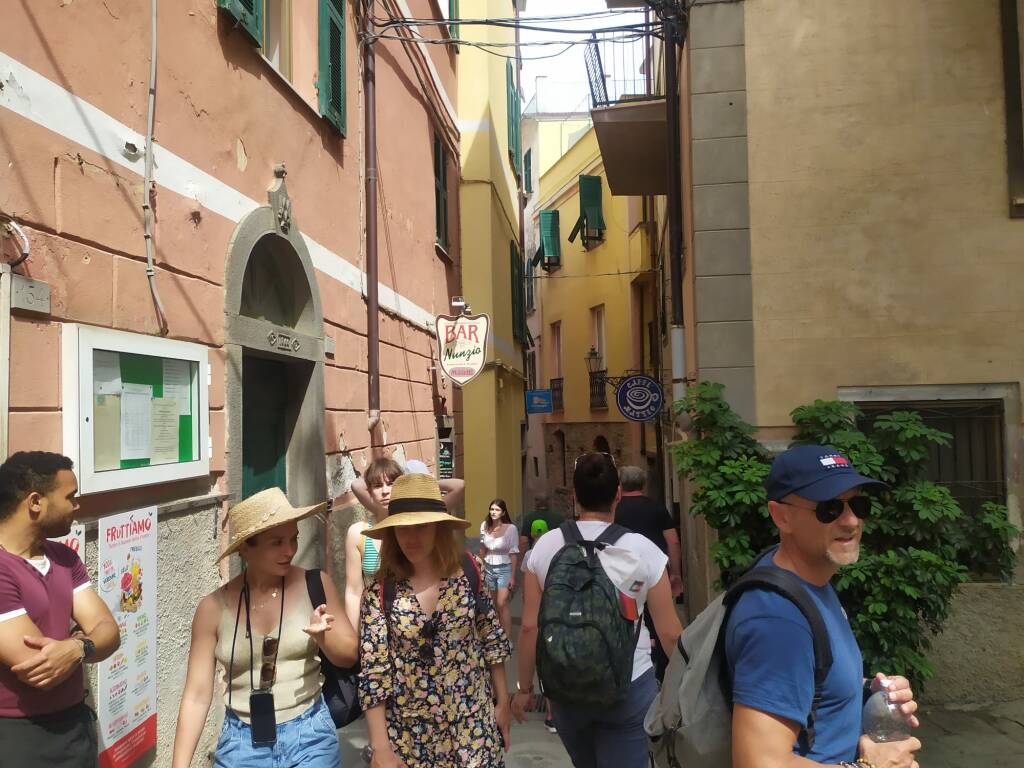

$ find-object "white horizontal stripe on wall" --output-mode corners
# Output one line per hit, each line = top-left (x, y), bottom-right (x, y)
(0, 52), (435, 332)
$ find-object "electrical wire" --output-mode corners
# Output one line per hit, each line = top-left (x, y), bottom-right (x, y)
(366, 32), (649, 48)
(531, 269), (656, 280)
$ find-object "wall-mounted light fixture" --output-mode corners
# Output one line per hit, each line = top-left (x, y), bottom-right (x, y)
(583, 345), (603, 375)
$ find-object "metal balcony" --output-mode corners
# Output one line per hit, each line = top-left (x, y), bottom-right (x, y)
(551, 377), (564, 413)
(589, 370), (608, 410)
(585, 32), (668, 196)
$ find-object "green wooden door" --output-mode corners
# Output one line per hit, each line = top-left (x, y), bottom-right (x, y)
(242, 356), (289, 498)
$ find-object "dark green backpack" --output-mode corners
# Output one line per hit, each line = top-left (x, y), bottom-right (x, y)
(537, 521), (642, 708)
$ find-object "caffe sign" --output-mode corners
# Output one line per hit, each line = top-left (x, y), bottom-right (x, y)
(436, 313), (489, 386)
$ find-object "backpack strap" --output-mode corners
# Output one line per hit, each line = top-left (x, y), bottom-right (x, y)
(304, 568), (327, 608)
(594, 523), (630, 548)
(560, 520), (584, 544)
(460, 551), (482, 605)
(724, 567), (833, 755)
(380, 579), (397, 630)
(379, 551), (482, 629)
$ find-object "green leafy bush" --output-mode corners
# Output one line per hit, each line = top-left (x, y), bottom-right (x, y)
(673, 385), (1019, 689)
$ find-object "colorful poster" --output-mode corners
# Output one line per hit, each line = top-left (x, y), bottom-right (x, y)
(49, 521), (86, 561)
(97, 508), (157, 768)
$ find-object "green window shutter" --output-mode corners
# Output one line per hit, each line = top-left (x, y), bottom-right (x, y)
(532, 209), (561, 270)
(524, 149), (533, 194)
(510, 244), (521, 344)
(569, 175), (605, 248)
(514, 89), (523, 177)
(526, 259), (534, 311)
(579, 175), (605, 230)
(318, 0), (347, 135)
(506, 62), (515, 171)
(449, 0), (460, 45)
(218, 0), (262, 46)
(434, 134), (448, 248)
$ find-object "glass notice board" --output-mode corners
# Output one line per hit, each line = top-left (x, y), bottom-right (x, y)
(63, 325), (210, 494)
(92, 350), (199, 471)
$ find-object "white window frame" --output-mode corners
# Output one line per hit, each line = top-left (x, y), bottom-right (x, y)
(591, 304), (606, 362)
(61, 324), (211, 495)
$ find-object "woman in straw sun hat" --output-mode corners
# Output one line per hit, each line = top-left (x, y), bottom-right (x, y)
(358, 474), (512, 768)
(346, 457), (466, 631)
(172, 488), (358, 768)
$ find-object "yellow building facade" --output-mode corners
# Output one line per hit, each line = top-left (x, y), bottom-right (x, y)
(457, 0), (526, 527)
(533, 128), (659, 509)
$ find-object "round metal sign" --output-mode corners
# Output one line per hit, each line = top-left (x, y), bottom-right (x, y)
(615, 374), (665, 422)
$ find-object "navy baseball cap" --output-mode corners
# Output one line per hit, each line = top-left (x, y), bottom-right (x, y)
(766, 444), (888, 502)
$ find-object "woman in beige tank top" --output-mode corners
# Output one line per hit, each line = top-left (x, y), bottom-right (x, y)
(171, 489), (358, 768)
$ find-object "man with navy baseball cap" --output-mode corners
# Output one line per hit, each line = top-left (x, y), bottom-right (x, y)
(726, 445), (924, 768)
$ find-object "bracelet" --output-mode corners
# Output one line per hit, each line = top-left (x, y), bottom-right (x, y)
(840, 760), (878, 768)
(516, 681), (533, 694)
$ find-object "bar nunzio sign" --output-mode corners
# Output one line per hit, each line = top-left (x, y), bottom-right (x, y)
(435, 313), (489, 386)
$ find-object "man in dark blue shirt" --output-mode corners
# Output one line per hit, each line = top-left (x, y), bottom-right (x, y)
(726, 445), (923, 768)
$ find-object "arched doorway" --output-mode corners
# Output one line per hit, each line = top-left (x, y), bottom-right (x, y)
(223, 167), (327, 567)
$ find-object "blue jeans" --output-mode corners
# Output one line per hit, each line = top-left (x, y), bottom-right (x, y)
(214, 696), (340, 768)
(483, 562), (513, 590)
(550, 669), (657, 768)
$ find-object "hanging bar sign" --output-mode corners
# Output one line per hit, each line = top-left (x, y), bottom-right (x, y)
(435, 313), (490, 386)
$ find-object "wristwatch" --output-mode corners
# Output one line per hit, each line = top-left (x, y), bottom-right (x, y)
(79, 638), (96, 663)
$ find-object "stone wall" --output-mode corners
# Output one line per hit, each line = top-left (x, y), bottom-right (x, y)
(924, 583), (1024, 705)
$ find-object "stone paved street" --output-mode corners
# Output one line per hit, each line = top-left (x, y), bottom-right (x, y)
(338, 589), (1024, 767)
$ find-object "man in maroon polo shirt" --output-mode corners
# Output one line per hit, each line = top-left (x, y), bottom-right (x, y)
(0, 452), (120, 768)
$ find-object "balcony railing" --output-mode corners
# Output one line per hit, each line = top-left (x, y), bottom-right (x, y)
(589, 370), (608, 410)
(584, 30), (668, 196)
(585, 31), (660, 109)
(551, 378), (564, 412)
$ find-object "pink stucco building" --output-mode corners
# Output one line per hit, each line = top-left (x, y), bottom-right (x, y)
(1, 0), (461, 758)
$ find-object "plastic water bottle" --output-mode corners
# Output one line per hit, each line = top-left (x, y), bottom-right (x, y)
(862, 678), (911, 742)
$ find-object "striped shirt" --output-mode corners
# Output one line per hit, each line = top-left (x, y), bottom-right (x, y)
(362, 525), (380, 575)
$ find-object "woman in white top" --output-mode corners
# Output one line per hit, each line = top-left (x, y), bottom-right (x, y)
(478, 498), (519, 640)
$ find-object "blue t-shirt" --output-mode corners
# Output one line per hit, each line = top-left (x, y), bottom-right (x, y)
(724, 556), (863, 763)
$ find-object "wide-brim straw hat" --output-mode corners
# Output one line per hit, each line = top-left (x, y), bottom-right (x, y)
(218, 487), (327, 561)
(363, 473), (470, 539)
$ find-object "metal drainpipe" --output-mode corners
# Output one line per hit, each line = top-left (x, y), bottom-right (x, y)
(144, 0), (168, 335)
(0, 218), (29, 459)
(665, 20), (685, 405)
(364, 2), (381, 439)
(0, 263), (11, 459)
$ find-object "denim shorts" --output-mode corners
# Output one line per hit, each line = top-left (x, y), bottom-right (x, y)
(483, 561), (513, 590)
(214, 695), (340, 768)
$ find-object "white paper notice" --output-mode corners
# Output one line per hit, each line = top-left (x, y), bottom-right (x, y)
(149, 398), (179, 465)
(120, 384), (152, 461)
(163, 359), (192, 416)
(94, 350), (123, 396)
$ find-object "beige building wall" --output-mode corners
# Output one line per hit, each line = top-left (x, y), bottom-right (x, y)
(680, 0), (1024, 703)
(745, 0), (1024, 429)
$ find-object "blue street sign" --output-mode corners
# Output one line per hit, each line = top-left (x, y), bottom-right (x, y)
(525, 389), (554, 414)
(615, 375), (665, 422)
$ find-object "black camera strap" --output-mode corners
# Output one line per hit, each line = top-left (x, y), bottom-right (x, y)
(227, 573), (285, 712)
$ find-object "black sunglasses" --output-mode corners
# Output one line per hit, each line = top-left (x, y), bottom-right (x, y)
(573, 452), (616, 469)
(419, 617), (439, 662)
(781, 496), (871, 524)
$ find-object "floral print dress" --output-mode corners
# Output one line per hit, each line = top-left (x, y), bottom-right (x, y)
(358, 572), (511, 767)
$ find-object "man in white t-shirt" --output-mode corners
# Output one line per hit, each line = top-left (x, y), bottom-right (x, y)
(511, 453), (682, 768)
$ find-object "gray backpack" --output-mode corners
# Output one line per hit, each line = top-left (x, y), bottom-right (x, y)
(645, 555), (832, 767)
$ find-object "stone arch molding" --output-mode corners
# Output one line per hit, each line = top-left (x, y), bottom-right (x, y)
(222, 165), (328, 544)
(224, 164), (325, 361)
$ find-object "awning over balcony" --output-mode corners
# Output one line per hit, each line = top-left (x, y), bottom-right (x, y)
(592, 99), (668, 196)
